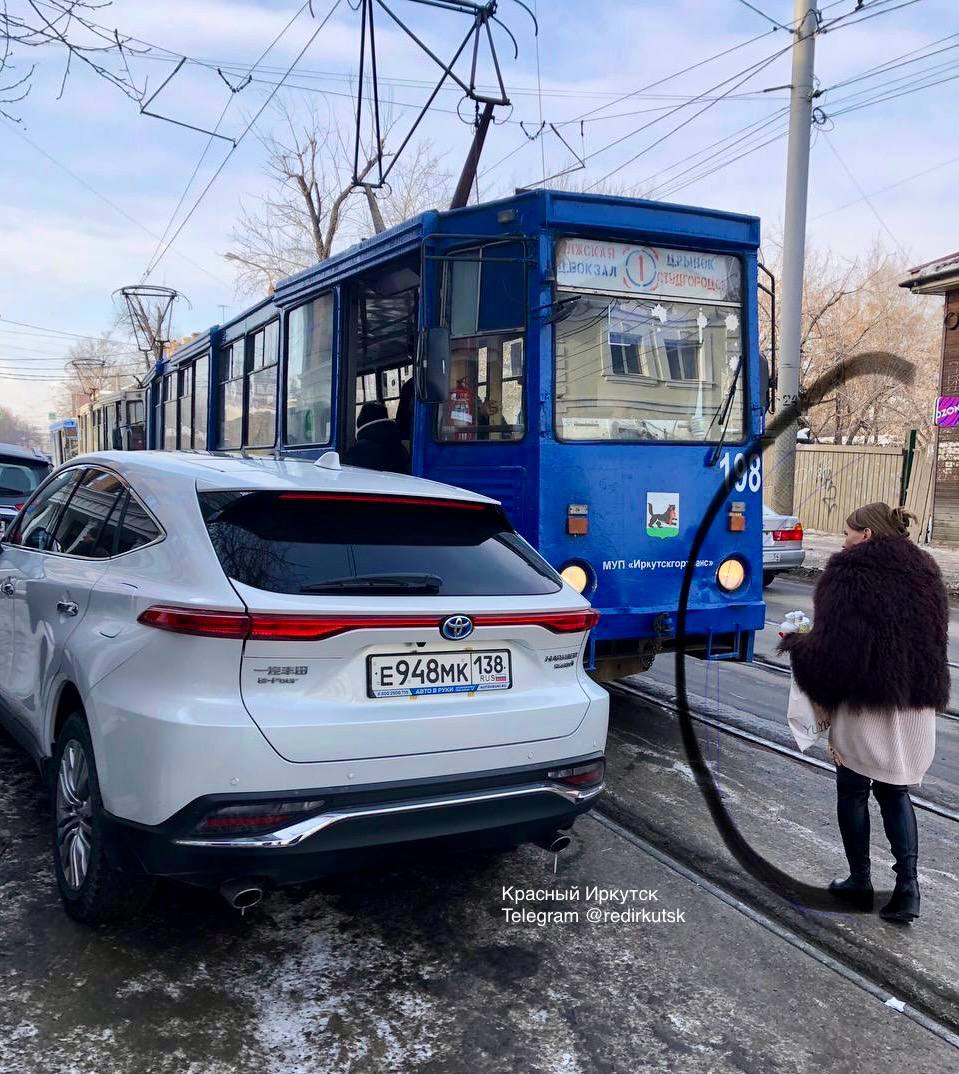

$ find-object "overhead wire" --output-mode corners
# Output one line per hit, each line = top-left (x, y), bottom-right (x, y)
(142, 0), (345, 280)
(141, 0), (319, 281)
(584, 39), (794, 191)
(0, 120), (232, 288)
(819, 131), (908, 258)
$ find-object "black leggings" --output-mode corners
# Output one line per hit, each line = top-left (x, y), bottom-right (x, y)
(835, 765), (919, 878)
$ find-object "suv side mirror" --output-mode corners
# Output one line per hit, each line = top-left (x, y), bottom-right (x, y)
(416, 327), (450, 403)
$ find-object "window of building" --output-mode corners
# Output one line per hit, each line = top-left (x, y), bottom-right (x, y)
(246, 322), (278, 448)
(218, 340), (245, 450)
(287, 294), (334, 446)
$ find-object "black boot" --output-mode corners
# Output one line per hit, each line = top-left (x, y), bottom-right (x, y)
(873, 781), (920, 924)
(830, 767), (874, 911)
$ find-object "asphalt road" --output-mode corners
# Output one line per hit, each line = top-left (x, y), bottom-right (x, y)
(3, 719), (958, 1074)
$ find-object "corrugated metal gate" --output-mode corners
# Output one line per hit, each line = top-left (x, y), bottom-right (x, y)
(791, 441), (934, 539)
(793, 444), (904, 534)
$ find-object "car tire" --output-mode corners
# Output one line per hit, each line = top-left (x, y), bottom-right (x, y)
(762, 571), (776, 588)
(51, 713), (152, 924)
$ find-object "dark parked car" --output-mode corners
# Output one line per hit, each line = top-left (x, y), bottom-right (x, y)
(0, 443), (51, 537)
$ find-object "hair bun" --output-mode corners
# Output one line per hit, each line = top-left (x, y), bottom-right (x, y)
(891, 506), (917, 535)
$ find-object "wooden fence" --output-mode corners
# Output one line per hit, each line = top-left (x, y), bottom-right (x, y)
(792, 442), (934, 539)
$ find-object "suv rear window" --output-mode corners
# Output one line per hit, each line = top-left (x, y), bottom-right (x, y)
(0, 457), (49, 498)
(199, 491), (562, 596)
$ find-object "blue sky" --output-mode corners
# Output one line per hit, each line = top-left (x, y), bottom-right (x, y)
(2, 0), (956, 423)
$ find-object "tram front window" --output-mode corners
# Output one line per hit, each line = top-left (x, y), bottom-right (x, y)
(554, 293), (744, 443)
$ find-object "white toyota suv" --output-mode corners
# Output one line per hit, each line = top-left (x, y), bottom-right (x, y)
(0, 451), (608, 922)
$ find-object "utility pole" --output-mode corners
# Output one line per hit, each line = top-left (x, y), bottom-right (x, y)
(768, 0), (818, 515)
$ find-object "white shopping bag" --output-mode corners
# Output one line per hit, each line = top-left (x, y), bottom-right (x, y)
(786, 681), (830, 753)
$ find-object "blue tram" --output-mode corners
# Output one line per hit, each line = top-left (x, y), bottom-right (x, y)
(146, 190), (766, 679)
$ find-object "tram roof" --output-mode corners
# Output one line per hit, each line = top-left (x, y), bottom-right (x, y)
(165, 189), (760, 368)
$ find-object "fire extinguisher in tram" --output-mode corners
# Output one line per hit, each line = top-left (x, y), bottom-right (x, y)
(446, 378), (475, 441)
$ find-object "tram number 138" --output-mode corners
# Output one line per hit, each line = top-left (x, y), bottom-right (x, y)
(719, 451), (762, 493)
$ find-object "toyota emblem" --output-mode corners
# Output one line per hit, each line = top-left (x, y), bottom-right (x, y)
(440, 614), (474, 641)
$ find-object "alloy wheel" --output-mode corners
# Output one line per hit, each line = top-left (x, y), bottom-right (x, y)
(56, 741), (93, 890)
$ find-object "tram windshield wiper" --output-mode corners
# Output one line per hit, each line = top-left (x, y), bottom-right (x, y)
(300, 573), (443, 594)
(706, 357), (743, 467)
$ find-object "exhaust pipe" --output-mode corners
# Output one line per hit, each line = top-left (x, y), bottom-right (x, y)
(220, 878), (265, 911)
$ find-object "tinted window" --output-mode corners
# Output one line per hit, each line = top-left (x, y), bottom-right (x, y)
(0, 457), (49, 497)
(10, 468), (84, 550)
(199, 492), (561, 596)
(54, 469), (127, 558)
(116, 494), (161, 554)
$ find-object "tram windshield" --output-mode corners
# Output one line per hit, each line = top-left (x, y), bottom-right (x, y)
(553, 239), (744, 443)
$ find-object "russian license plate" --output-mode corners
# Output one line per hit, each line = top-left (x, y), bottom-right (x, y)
(367, 649), (512, 698)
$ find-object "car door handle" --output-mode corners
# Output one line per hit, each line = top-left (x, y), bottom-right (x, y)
(57, 600), (79, 617)
(1, 578), (14, 597)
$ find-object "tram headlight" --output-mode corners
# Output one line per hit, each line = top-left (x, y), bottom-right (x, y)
(716, 557), (746, 593)
(560, 563), (590, 593)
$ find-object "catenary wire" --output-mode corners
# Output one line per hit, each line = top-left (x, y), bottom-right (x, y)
(142, 0), (344, 280)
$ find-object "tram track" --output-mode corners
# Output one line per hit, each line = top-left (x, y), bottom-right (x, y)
(596, 682), (959, 1048)
(592, 811), (959, 1053)
(607, 679), (959, 825)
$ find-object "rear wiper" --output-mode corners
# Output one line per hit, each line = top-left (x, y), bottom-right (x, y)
(301, 573), (443, 594)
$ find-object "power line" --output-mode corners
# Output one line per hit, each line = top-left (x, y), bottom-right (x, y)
(735, 0), (795, 32)
(820, 131), (908, 258)
(585, 41), (793, 191)
(811, 150), (959, 220)
(142, 0), (345, 280)
(0, 317), (130, 344)
(1, 122), (232, 289)
(142, 0), (317, 279)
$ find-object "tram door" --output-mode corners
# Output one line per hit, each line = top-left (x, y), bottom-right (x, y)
(340, 261), (420, 462)
(417, 240), (535, 538)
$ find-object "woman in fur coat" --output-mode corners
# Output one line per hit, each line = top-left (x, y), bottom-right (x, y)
(778, 502), (949, 924)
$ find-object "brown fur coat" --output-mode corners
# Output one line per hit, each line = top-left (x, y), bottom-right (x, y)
(778, 535), (949, 715)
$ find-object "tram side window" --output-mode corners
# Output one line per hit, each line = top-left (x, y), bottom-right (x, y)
(287, 294), (334, 447)
(246, 321), (278, 448)
(177, 368), (193, 449)
(218, 340), (245, 450)
(193, 354), (209, 449)
(163, 374), (177, 451)
(439, 243), (526, 443)
(127, 399), (145, 450)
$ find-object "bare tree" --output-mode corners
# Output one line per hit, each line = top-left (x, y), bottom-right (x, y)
(225, 100), (452, 297)
(1, 1), (143, 120)
(761, 238), (940, 445)
(0, 403), (39, 448)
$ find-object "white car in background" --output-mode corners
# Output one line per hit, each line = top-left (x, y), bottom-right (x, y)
(762, 504), (805, 587)
(0, 452), (608, 923)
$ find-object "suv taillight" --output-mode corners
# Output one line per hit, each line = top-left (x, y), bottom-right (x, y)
(548, 759), (605, 788)
(137, 606), (602, 640)
(191, 799), (326, 837)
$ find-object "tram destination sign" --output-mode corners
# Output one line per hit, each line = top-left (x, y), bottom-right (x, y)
(556, 238), (741, 304)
